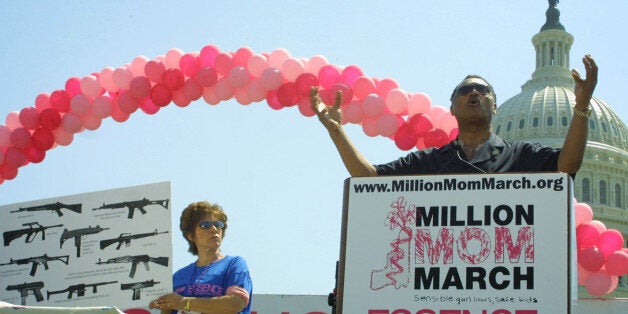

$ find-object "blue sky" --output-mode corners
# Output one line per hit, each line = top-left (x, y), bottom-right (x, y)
(0, 1), (626, 295)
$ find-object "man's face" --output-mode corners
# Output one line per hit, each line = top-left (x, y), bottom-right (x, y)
(450, 78), (496, 124)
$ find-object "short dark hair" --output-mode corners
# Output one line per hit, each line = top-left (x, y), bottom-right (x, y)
(450, 74), (497, 104)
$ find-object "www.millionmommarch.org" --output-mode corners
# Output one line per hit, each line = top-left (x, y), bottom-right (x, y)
(353, 176), (564, 193)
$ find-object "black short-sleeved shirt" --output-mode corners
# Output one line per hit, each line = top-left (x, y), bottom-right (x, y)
(375, 134), (561, 175)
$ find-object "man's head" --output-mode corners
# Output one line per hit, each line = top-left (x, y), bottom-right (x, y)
(449, 75), (497, 126)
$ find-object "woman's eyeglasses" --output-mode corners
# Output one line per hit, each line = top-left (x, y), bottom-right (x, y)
(198, 220), (225, 229)
(456, 83), (492, 96)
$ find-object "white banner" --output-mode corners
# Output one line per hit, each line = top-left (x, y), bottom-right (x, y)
(340, 173), (573, 314)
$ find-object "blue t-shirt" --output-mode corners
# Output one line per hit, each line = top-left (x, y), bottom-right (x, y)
(172, 255), (253, 314)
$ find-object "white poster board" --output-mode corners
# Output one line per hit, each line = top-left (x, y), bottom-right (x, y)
(0, 182), (173, 310)
(339, 173), (573, 314)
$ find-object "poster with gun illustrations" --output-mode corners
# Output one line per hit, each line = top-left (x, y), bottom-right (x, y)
(0, 181), (173, 310)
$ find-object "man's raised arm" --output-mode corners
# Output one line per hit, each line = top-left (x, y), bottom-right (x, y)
(311, 87), (378, 177)
(558, 54), (598, 174)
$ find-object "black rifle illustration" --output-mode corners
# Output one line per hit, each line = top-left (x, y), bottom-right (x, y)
(5, 281), (44, 305)
(46, 280), (117, 300)
(92, 198), (169, 219)
(10, 201), (82, 216)
(100, 229), (169, 251)
(0, 254), (69, 276)
(96, 254), (169, 278)
(121, 279), (160, 300)
(60, 225), (109, 257)
(3, 222), (63, 246)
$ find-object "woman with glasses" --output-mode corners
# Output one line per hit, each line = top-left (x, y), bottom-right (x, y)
(311, 54), (597, 177)
(149, 201), (252, 314)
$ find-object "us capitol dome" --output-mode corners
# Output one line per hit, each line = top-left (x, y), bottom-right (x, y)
(492, 0), (628, 296)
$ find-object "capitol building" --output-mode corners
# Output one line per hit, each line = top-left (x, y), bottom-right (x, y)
(492, 0), (628, 297)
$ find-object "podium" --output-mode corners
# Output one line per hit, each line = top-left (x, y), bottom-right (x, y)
(337, 173), (574, 313)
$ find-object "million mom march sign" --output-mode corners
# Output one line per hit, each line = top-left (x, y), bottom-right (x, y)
(338, 173), (574, 314)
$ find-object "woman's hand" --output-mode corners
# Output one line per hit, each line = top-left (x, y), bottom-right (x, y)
(149, 293), (184, 311)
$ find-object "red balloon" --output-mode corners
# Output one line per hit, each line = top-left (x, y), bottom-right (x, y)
(214, 52), (234, 76)
(576, 222), (600, 249)
(144, 60), (166, 83)
(4, 147), (27, 168)
(408, 113), (434, 137)
(19, 107), (40, 130)
(605, 250), (628, 276)
(276, 82), (299, 107)
(50, 90), (71, 112)
(295, 73), (319, 97)
(578, 247), (605, 271)
(265, 90), (283, 110)
(117, 91), (140, 114)
(31, 127), (55, 151)
(394, 123), (419, 151)
(196, 67), (218, 87)
(330, 83), (353, 106)
(339, 65), (363, 87)
(162, 69), (185, 90)
(179, 53), (201, 77)
(596, 229), (624, 257)
(423, 128), (449, 148)
(10, 128), (32, 149)
(150, 83), (173, 107)
(0, 162), (18, 180)
(317, 65), (340, 90)
(129, 76), (152, 98)
(24, 145), (45, 163)
(64, 77), (82, 96)
(38, 108), (62, 130)
(182, 78), (203, 101)
(199, 45), (220, 67)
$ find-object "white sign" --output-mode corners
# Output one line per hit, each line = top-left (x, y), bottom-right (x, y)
(0, 182), (173, 310)
(339, 173), (573, 314)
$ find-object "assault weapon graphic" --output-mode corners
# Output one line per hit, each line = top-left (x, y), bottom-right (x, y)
(121, 279), (160, 300)
(100, 229), (169, 251)
(96, 254), (169, 278)
(0, 254), (69, 276)
(5, 281), (44, 305)
(3, 222), (63, 246)
(47, 280), (117, 300)
(60, 225), (109, 257)
(10, 202), (82, 216)
(92, 198), (169, 219)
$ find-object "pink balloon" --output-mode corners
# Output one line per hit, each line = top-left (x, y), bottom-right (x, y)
(145, 60), (166, 83)
(228, 66), (250, 88)
(10, 128), (31, 149)
(577, 263), (592, 286)
(112, 67), (133, 90)
(80, 75), (103, 98)
(362, 94), (385, 117)
(92, 96), (112, 119)
(304, 55), (329, 75)
(162, 68), (185, 90)
(31, 128), (55, 151)
(182, 78), (203, 101)
(19, 107), (40, 130)
(81, 112), (103, 130)
(268, 48), (291, 68)
(295, 73), (319, 97)
(35, 93), (51, 111)
(376, 113), (401, 137)
(260, 68), (284, 90)
(199, 45), (220, 67)
(246, 79), (268, 102)
(386, 88), (409, 114)
(342, 101), (364, 124)
(24, 146), (45, 163)
(589, 220), (607, 233)
(318, 65), (340, 90)
(232, 46), (254, 67)
(53, 127), (74, 145)
(4, 147), (27, 168)
(172, 89), (191, 108)
(214, 78), (234, 101)
(281, 58), (304, 81)
(179, 53), (201, 77)
(61, 112), (83, 133)
(247, 54), (268, 78)
(50, 90), (71, 112)
(330, 83), (353, 106)
(265, 90), (283, 110)
(150, 83), (173, 107)
(429, 106), (448, 123)
(64, 77), (82, 96)
(196, 67), (218, 87)
(116, 91), (139, 114)
(339, 65), (363, 87)
(408, 92), (432, 115)
(438, 113), (458, 134)
(110, 97), (131, 123)
(297, 96), (316, 117)
(214, 52), (234, 76)
(276, 82), (299, 107)
(38, 108), (61, 131)
(129, 55), (149, 77)
(352, 76), (376, 99)
(578, 247), (605, 271)
(408, 113), (434, 137)
(99, 67), (118, 92)
(202, 86), (220, 105)
(165, 48), (184, 69)
(596, 229), (624, 257)
(234, 87), (252, 106)
(394, 123), (419, 151)
(70, 94), (91, 116)
(423, 128), (449, 148)
(574, 203), (593, 226)
(576, 222), (601, 249)
(0, 126), (10, 148)
(585, 271), (615, 296)
(129, 76), (152, 98)
(139, 98), (160, 115)
(5, 111), (21, 130)
(605, 250), (628, 276)
(375, 78), (399, 98)
(361, 117), (379, 137)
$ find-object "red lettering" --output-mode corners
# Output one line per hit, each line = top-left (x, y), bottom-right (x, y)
(416, 310), (436, 314)
(368, 310), (390, 314)
(392, 310), (411, 314)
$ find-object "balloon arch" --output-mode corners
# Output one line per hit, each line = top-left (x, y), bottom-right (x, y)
(0, 45), (625, 295)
